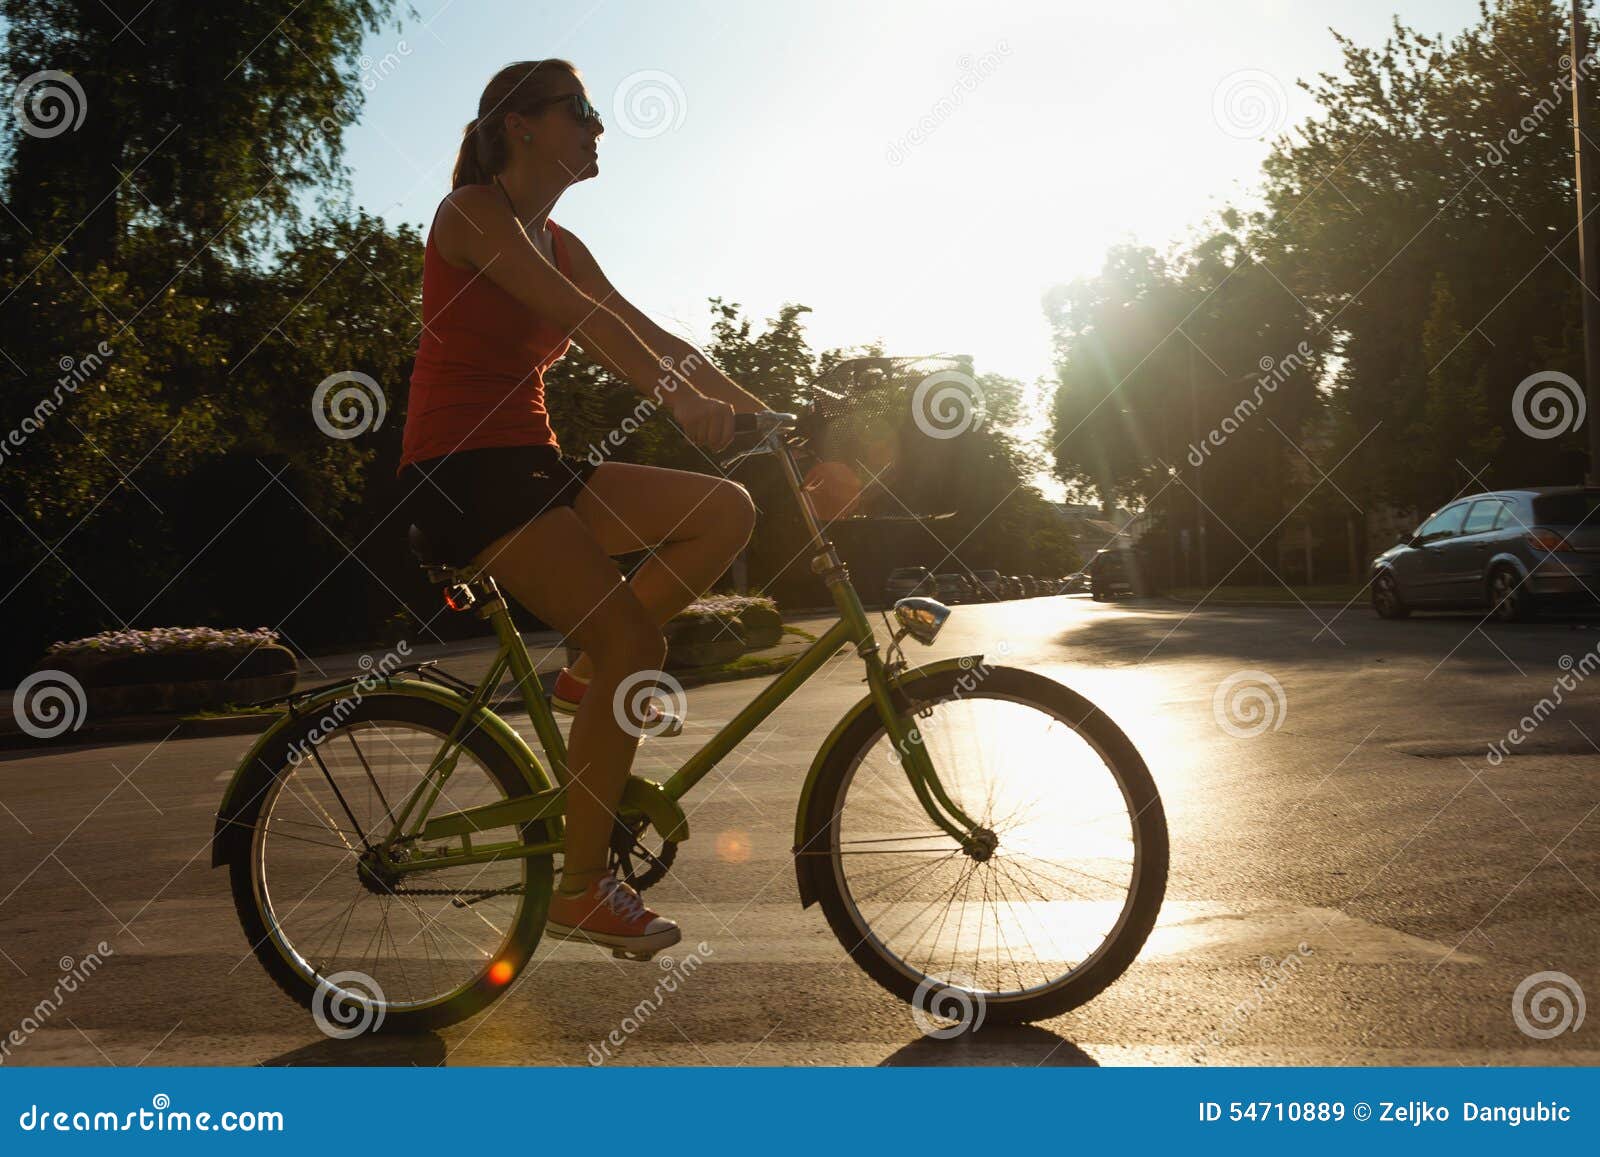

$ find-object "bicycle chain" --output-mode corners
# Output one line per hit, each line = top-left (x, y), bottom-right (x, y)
(387, 884), (526, 899)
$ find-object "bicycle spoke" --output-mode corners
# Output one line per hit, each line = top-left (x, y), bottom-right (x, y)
(832, 688), (1145, 1001)
(252, 718), (536, 1014)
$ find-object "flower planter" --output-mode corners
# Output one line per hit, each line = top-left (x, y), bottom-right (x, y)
(34, 627), (298, 718)
(663, 607), (745, 670)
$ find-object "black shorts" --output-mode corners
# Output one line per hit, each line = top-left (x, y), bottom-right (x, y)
(399, 444), (599, 565)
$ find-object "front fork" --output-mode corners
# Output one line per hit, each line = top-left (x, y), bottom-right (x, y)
(861, 647), (986, 844)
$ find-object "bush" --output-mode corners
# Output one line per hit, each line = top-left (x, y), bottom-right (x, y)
(663, 604), (746, 670)
(697, 595), (782, 649)
(36, 627), (298, 715)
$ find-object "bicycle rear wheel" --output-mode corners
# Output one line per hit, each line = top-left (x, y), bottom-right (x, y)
(801, 665), (1166, 1025)
(223, 693), (553, 1033)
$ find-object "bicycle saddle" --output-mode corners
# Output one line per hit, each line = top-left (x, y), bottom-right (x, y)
(407, 523), (469, 570)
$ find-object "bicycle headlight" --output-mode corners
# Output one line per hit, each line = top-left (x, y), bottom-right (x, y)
(892, 596), (950, 647)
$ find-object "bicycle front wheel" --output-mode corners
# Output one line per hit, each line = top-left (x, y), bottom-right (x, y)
(223, 692), (553, 1033)
(802, 665), (1167, 1024)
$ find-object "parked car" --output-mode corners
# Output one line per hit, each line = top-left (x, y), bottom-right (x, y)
(934, 573), (974, 604)
(884, 566), (934, 604)
(1087, 548), (1140, 600)
(1002, 575), (1024, 599)
(1025, 575), (1047, 597)
(1371, 486), (1600, 622)
(1059, 571), (1091, 594)
(970, 569), (1004, 602)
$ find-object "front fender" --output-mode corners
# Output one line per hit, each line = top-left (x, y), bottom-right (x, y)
(211, 677), (549, 867)
(791, 654), (983, 908)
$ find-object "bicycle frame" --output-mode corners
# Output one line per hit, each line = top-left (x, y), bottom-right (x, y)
(322, 427), (985, 877)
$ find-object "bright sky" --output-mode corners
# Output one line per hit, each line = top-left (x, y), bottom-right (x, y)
(346, 0), (1480, 394)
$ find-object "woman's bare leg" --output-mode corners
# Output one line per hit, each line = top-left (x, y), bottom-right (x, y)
(470, 508), (665, 893)
(565, 462), (756, 681)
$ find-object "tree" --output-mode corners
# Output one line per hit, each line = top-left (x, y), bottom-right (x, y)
(1258, 0), (1589, 508)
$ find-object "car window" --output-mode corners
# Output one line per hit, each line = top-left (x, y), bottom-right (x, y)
(1461, 499), (1503, 535)
(1532, 492), (1600, 526)
(1414, 503), (1468, 545)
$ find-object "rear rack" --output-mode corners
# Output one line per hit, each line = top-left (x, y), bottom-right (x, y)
(233, 660), (481, 716)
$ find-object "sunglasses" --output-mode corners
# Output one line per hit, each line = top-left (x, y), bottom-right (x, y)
(533, 92), (603, 131)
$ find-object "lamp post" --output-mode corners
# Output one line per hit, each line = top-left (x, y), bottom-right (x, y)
(1571, 0), (1600, 484)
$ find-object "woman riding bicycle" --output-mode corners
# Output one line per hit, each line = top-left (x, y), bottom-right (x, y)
(397, 59), (765, 958)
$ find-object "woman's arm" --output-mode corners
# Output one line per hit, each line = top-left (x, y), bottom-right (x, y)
(437, 186), (735, 448)
(559, 227), (768, 413)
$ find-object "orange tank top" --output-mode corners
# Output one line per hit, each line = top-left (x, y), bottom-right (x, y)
(398, 196), (575, 472)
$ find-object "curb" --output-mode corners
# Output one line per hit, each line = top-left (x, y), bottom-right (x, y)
(0, 710), (282, 755)
(0, 635), (833, 755)
(1159, 597), (1358, 608)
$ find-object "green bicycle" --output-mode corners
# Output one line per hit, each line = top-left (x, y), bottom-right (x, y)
(213, 411), (1168, 1033)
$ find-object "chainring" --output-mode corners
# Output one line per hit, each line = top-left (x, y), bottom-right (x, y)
(608, 817), (678, 891)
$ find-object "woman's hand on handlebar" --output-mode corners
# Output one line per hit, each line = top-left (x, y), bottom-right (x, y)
(669, 389), (736, 452)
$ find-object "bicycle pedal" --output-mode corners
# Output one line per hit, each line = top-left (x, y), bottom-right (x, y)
(611, 948), (657, 962)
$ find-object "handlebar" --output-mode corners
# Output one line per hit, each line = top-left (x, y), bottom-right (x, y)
(719, 411), (798, 469)
(733, 411), (797, 436)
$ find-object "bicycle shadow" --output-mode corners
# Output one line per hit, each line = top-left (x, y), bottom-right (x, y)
(879, 1023), (1096, 1067)
(259, 1034), (448, 1067)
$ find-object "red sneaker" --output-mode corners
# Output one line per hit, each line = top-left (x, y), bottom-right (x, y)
(549, 667), (684, 737)
(546, 873), (681, 957)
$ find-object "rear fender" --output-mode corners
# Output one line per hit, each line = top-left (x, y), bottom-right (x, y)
(1485, 551), (1530, 582)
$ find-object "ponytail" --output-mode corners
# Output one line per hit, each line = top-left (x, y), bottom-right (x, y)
(451, 117), (487, 188)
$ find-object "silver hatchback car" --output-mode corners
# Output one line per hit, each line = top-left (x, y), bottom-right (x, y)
(1370, 487), (1600, 621)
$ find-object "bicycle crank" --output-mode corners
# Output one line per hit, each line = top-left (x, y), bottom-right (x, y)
(608, 817), (678, 891)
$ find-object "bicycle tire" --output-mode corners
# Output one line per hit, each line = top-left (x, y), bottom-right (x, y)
(800, 665), (1167, 1023)
(222, 692), (553, 1033)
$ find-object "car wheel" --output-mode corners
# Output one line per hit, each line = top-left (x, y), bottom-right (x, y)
(1372, 571), (1410, 619)
(1488, 566), (1537, 622)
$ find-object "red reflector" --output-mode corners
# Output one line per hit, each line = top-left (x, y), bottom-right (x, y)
(488, 959), (514, 985)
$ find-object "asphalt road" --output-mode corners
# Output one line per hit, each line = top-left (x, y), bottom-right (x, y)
(1, 594), (1596, 1067)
